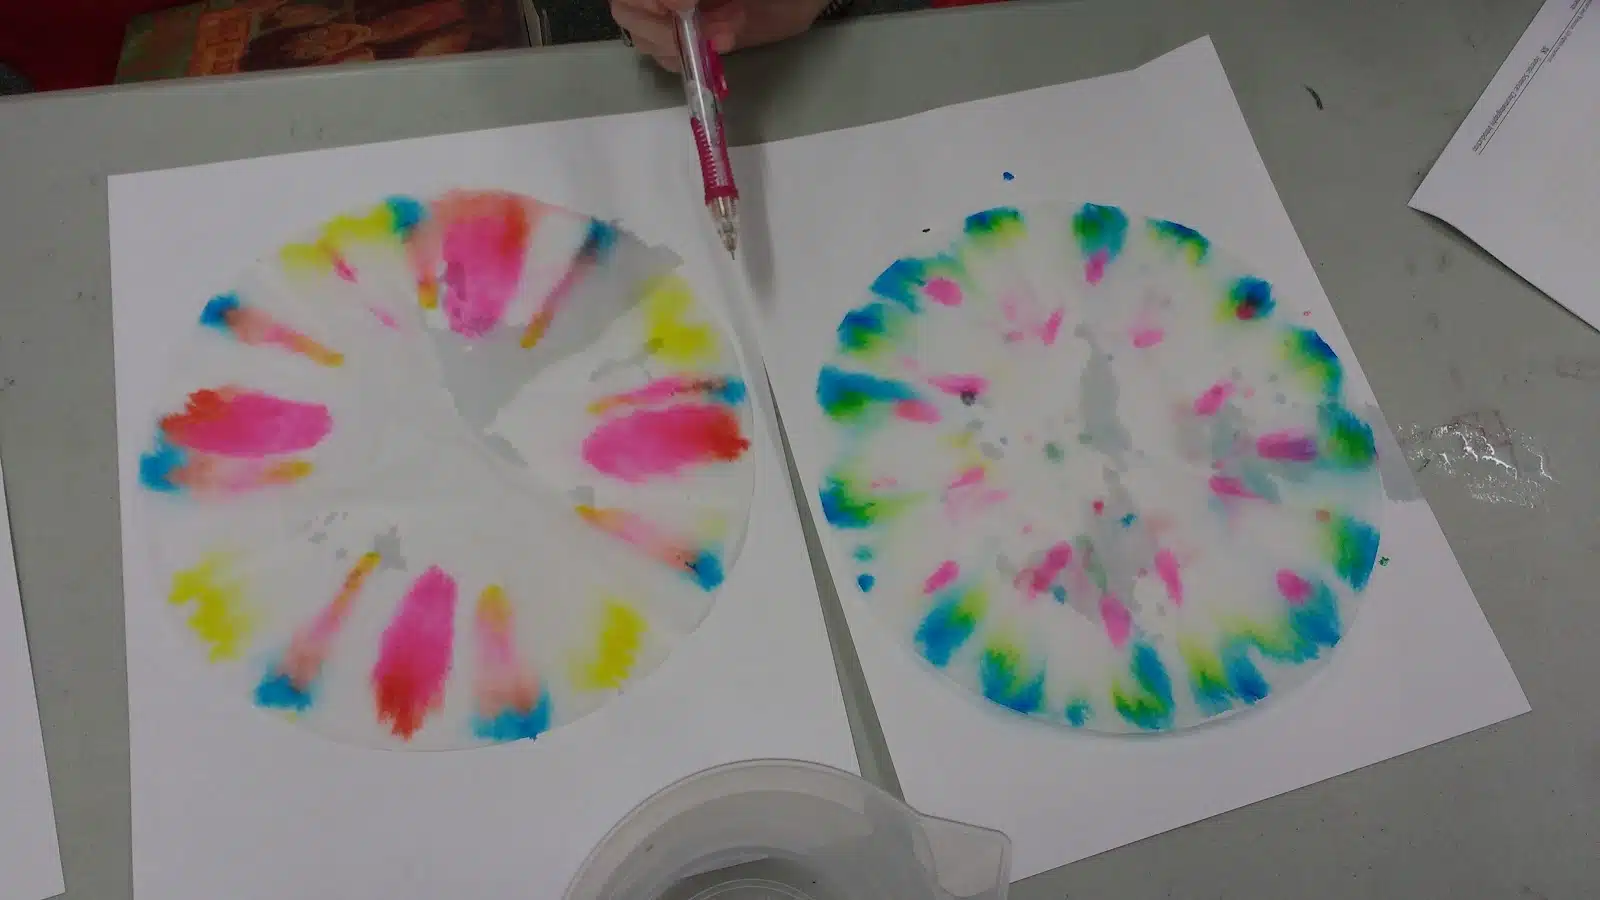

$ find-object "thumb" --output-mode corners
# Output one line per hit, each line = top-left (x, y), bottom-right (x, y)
(700, 0), (747, 52)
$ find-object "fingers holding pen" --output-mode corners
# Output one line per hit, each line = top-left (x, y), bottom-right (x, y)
(611, 0), (743, 72)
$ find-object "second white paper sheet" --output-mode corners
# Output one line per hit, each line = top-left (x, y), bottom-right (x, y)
(109, 109), (856, 900)
(0, 456), (66, 900)
(743, 37), (1529, 879)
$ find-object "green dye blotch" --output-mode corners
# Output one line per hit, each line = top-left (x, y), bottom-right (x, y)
(963, 207), (1027, 246)
(1147, 218), (1210, 265)
(1044, 442), (1065, 463)
(1283, 328), (1343, 398)
(819, 471), (916, 530)
(1072, 203), (1129, 261)
(978, 640), (1046, 715)
(836, 301), (906, 358)
(1111, 640), (1175, 731)
(1324, 514), (1380, 591)
(1317, 403), (1377, 470)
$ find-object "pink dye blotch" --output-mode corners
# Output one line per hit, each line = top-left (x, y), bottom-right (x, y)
(1100, 594), (1132, 648)
(895, 399), (943, 423)
(923, 561), (960, 594)
(927, 374), (989, 398)
(1085, 250), (1109, 284)
(161, 388), (331, 457)
(1014, 541), (1073, 598)
(277, 553), (380, 689)
(1208, 474), (1257, 499)
(371, 567), (458, 740)
(944, 466), (1008, 519)
(924, 277), (963, 306)
(1276, 569), (1313, 606)
(590, 376), (733, 414)
(1153, 548), (1184, 606)
(583, 404), (749, 483)
(1131, 327), (1165, 349)
(1257, 430), (1319, 461)
(1193, 381), (1235, 416)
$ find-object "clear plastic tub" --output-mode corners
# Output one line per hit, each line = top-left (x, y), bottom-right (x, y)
(564, 759), (1012, 900)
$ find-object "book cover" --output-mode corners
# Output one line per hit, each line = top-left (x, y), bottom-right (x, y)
(116, 0), (529, 84)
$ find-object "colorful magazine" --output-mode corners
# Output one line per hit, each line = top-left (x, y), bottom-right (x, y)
(116, 0), (532, 84)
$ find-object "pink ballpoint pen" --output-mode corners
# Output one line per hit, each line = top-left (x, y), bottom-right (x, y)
(674, 9), (740, 257)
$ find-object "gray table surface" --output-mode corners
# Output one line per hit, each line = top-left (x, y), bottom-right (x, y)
(3, 0), (1597, 897)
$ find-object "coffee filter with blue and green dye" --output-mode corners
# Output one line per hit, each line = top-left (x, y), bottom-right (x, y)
(814, 202), (1384, 733)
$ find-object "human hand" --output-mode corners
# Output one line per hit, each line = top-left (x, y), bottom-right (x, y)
(611, 0), (834, 72)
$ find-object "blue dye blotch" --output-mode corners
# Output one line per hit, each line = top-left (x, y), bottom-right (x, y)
(1220, 642), (1271, 704)
(1192, 670), (1234, 717)
(1002, 171), (1015, 181)
(254, 669), (314, 712)
(1289, 580), (1344, 649)
(1072, 203), (1130, 261)
(980, 650), (1045, 715)
(964, 207), (1025, 240)
(1065, 699), (1093, 727)
(816, 366), (920, 424)
(716, 378), (748, 405)
(870, 258), (927, 309)
(820, 477), (870, 529)
(472, 691), (553, 742)
(837, 302), (894, 353)
(1228, 276), (1276, 321)
(1050, 584), (1068, 604)
(915, 591), (980, 667)
(139, 435), (188, 493)
(1148, 218), (1211, 262)
(579, 218), (620, 263)
(384, 195), (427, 238)
(1120, 513), (1138, 528)
(199, 292), (240, 330)
(1333, 517), (1380, 591)
(686, 552), (724, 591)
(1115, 641), (1175, 731)
(857, 573), (876, 593)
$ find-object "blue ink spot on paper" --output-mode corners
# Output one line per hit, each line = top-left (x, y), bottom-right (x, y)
(716, 378), (748, 405)
(686, 552), (724, 591)
(385, 196), (427, 238)
(1065, 699), (1092, 727)
(199, 293), (240, 330)
(255, 669), (314, 712)
(1120, 513), (1138, 527)
(857, 573), (876, 593)
(871, 258), (927, 310)
(472, 691), (552, 742)
(139, 435), (188, 493)
(1002, 171), (1015, 181)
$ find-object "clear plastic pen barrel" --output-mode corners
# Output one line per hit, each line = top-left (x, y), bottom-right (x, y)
(675, 14), (739, 254)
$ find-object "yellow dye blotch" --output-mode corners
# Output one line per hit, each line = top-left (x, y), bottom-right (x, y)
(572, 598), (647, 691)
(321, 205), (398, 246)
(477, 584), (513, 628)
(279, 241), (336, 274)
(168, 553), (255, 662)
(640, 275), (716, 367)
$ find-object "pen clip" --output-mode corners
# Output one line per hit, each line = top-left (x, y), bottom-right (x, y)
(703, 38), (728, 99)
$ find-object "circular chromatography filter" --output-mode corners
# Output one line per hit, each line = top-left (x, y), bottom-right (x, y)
(139, 190), (755, 750)
(815, 202), (1384, 734)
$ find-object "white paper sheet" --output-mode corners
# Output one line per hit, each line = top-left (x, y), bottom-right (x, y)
(1411, 0), (1600, 331)
(108, 109), (857, 900)
(0, 456), (66, 900)
(742, 37), (1530, 880)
